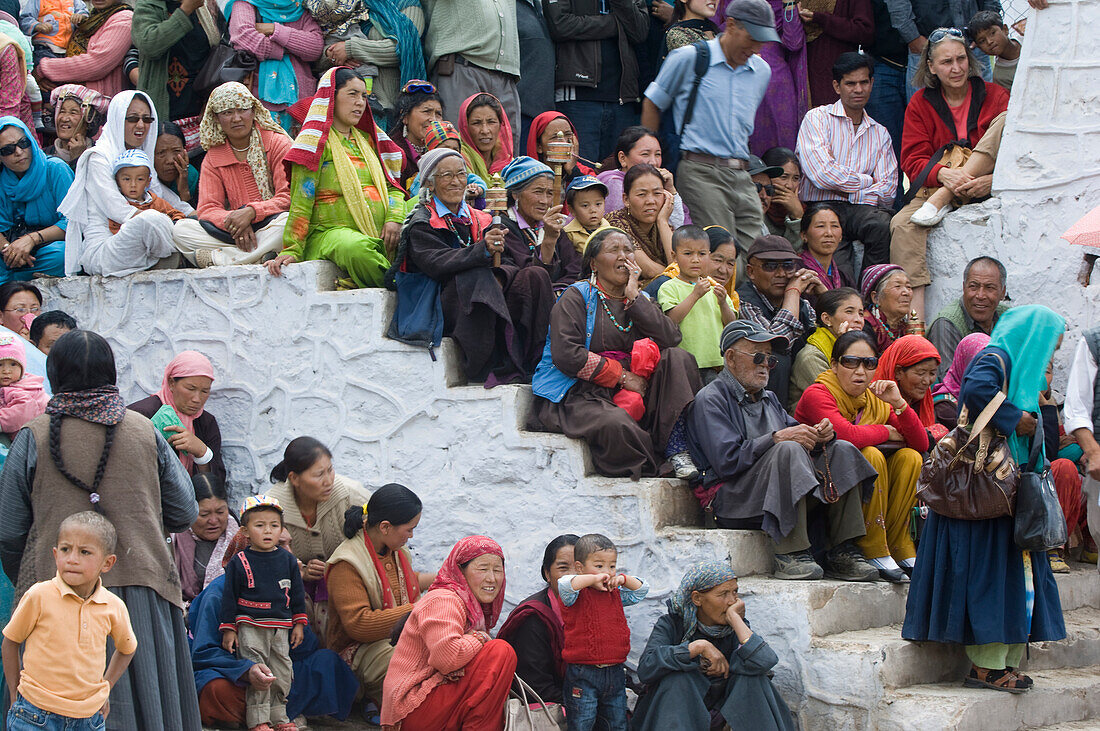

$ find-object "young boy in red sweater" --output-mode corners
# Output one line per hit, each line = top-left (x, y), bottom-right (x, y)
(557, 533), (649, 731)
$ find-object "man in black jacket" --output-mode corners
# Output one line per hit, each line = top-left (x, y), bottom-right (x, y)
(542, 0), (649, 162)
(517, 0), (556, 144)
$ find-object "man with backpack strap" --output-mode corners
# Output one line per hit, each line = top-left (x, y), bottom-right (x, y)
(641, 0), (776, 251)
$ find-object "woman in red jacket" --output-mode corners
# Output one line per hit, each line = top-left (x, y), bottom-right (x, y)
(888, 27), (1009, 318)
(794, 330), (926, 584)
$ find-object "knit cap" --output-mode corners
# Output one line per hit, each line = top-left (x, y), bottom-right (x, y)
(0, 332), (26, 375)
(112, 148), (152, 175)
(501, 155), (553, 191)
(859, 263), (905, 302)
(240, 494), (283, 521)
(425, 120), (461, 151)
(417, 148), (463, 187)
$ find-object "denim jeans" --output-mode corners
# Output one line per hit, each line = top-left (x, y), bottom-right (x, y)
(866, 61), (907, 210)
(563, 663), (628, 731)
(7, 697), (105, 731)
(555, 101), (639, 165)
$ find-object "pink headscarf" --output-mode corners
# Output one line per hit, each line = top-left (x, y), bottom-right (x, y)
(156, 350), (215, 472)
(428, 535), (506, 632)
(457, 93), (514, 175)
(932, 333), (991, 400)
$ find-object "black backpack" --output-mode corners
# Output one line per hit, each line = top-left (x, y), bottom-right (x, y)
(661, 40), (711, 175)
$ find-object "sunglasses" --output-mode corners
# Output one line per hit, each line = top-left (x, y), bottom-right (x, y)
(754, 182), (775, 196)
(0, 137), (32, 157)
(928, 27), (965, 44)
(732, 349), (780, 369)
(124, 115), (156, 124)
(755, 259), (799, 273)
(837, 355), (879, 370)
(402, 79), (436, 94)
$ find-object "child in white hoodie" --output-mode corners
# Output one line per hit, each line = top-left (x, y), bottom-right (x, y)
(0, 332), (48, 437)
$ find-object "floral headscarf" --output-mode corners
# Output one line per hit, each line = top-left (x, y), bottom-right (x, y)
(669, 560), (738, 643)
(200, 82), (289, 200)
(427, 535), (506, 632)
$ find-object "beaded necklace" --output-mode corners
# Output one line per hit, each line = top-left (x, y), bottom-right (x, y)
(441, 213), (472, 248)
(594, 280), (633, 332)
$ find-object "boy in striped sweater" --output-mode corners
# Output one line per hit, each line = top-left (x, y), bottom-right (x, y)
(220, 495), (307, 731)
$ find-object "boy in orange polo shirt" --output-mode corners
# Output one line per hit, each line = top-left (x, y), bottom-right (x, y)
(2, 512), (136, 731)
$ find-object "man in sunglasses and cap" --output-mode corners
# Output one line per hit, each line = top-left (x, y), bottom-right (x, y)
(641, 0), (778, 252)
(686, 320), (879, 582)
(736, 235), (824, 405)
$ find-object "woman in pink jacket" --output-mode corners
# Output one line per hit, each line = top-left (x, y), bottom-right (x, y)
(34, 0), (132, 98)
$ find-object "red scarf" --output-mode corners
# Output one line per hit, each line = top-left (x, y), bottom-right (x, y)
(874, 334), (941, 428)
(363, 532), (421, 608)
(428, 535), (506, 632)
(525, 111), (596, 177)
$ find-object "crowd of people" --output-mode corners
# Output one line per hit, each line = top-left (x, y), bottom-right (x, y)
(0, 0), (1094, 728)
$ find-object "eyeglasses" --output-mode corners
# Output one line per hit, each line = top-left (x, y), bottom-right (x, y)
(837, 355), (879, 370)
(124, 115), (155, 124)
(402, 79), (436, 94)
(754, 182), (775, 196)
(755, 259), (799, 273)
(3, 305), (41, 315)
(732, 349), (780, 369)
(432, 169), (467, 184)
(928, 27), (965, 45)
(0, 137), (31, 157)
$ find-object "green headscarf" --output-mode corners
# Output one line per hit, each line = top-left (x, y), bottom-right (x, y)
(987, 304), (1065, 464)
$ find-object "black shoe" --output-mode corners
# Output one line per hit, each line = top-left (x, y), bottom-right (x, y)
(900, 564), (914, 579)
(878, 566), (909, 583)
(824, 542), (879, 582)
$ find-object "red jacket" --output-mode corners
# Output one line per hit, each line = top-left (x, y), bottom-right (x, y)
(794, 383), (930, 452)
(899, 78), (1010, 189)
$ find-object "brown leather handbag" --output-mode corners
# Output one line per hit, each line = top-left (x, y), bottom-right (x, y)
(916, 389), (1019, 520)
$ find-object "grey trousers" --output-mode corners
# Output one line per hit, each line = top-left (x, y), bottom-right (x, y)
(1085, 476), (1100, 574)
(432, 61), (521, 150)
(677, 158), (763, 253)
(773, 486), (867, 555)
(238, 623), (293, 728)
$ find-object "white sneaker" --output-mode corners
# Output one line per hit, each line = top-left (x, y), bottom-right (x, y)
(669, 451), (700, 481)
(909, 201), (951, 227)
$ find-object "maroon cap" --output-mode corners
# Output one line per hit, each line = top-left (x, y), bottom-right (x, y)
(746, 235), (798, 261)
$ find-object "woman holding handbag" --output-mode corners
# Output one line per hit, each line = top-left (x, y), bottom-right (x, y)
(902, 305), (1067, 693)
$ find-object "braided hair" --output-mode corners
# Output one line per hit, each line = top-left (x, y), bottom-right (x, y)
(46, 330), (119, 512)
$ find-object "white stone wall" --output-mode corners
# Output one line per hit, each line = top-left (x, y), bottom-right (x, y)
(35, 262), (730, 662)
(926, 0), (1100, 370)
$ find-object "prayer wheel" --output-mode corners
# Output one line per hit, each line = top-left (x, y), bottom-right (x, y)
(545, 131), (573, 206)
(485, 174), (508, 267)
(906, 310), (926, 337)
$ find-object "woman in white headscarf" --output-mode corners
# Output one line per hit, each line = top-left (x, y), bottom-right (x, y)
(58, 90), (177, 276)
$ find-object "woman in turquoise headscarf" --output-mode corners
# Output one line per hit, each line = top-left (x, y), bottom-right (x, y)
(0, 117), (74, 284)
(226, 0), (324, 129)
(903, 305), (1067, 694)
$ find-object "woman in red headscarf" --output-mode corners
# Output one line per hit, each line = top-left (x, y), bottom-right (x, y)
(458, 92), (515, 184)
(875, 334), (946, 442)
(129, 349), (225, 480)
(526, 111), (596, 204)
(381, 535), (517, 730)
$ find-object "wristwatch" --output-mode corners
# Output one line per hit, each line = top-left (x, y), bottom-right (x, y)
(893, 405), (906, 416)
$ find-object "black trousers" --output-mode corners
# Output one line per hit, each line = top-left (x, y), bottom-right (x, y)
(829, 200), (894, 276)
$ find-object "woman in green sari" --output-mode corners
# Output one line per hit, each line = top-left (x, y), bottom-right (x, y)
(266, 67), (408, 288)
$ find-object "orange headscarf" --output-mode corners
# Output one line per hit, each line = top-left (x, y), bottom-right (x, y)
(874, 335), (941, 427)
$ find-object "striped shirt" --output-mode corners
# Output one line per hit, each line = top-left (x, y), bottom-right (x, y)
(796, 101), (898, 208)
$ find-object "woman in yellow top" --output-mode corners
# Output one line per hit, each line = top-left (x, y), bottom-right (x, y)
(266, 67), (407, 288)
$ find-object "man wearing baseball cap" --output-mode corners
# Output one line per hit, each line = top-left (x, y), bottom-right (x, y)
(685, 319), (879, 582)
(641, 0), (778, 253)
(736, 235), (825, 405)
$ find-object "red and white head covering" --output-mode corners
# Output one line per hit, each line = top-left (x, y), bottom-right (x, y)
(429, 535), (506, 632)
(156, 350), (215, 471)
(285, 66), (406, 191)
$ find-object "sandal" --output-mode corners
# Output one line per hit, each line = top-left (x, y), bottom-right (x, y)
(963, 665), (1029, 693)
(1007, 668), (1034, 688)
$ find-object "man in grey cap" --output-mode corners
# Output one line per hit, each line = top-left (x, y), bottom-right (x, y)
(641, 0), (777, 251)
(686, 320), (879, 581)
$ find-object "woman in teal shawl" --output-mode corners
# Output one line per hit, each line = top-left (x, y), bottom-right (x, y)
(0, 117), (74, 283)
(903, 305), (1067, 693)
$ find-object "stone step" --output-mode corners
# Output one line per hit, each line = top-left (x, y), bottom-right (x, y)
(873, 665), (1100, 731)
(657, 527), (773, 577)
(807, 607), (1100, 699)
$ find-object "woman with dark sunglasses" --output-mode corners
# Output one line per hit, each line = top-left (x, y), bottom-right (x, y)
(388, 78), (443, 188)
(794, 329), (927, 583)
(0, 118), (73, 283)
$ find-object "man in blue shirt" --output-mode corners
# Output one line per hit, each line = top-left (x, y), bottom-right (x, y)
(641, 0), (776, 252)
